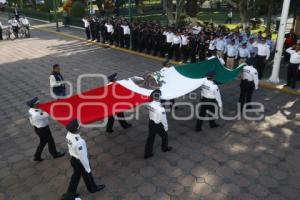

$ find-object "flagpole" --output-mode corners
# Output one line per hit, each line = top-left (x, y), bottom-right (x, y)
(269, 0), (291, 83)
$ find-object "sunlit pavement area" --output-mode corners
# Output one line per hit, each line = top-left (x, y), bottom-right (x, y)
(0, 17), (300, 200)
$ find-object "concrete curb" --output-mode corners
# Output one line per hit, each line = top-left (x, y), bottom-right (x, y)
(33, 25), (300, 96)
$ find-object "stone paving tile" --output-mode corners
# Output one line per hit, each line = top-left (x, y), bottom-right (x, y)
(0, 14), (300, 200)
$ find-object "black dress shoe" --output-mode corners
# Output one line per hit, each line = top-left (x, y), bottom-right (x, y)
(91, 184), (105, 193)
(34, 157), (44, 162)
(53, 152), (65, 159)
(210, 124), (220, 129)
(144, 153), (154, 159)
(162, 146), (173, 152)
(106, 129), (114, 133)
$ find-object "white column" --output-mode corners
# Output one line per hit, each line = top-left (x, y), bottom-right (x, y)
(269, 0), (291, 83)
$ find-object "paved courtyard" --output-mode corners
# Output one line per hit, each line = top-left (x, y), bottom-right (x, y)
(0, 21), (300, 200)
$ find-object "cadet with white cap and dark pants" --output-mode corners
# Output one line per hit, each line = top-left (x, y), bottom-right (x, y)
(27, 97), (65, 162)
(195, 71), (222, 132)
(239, 59), (259, 110)
(64, 119), (105, 199)
(144, 89), (172, 159)
(105, 73), (132, 133)
(253, 38), (270, 79)
(285, 44), (300, 89)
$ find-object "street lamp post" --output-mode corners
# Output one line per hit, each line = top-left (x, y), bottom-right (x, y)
(53, 0), (60, 32)
(128, 0), (132, 49)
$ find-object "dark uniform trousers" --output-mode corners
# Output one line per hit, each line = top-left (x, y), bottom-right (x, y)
(166, 43), (173, 59)
(124, 34), (130, 48)
(256, 55), (267, 79)
(85, 27), (91, 40)
(34, 126), (58, 159)
(106, 112), (131, 132)
(173, 44), (180, 61)
(67, 157), (98, 195)
(195, 97), (218, 130)
(239, 79), (255, 109)
(107, 33), (113, 45)
(181, 45), (189, 62)
(286, 63), (299, 88)
(144, 120), (169, 157)
(12, 26), (18, 38)
(0, 27), (3, 40)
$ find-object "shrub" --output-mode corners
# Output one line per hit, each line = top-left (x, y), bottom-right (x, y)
(70, 1), (85, 18)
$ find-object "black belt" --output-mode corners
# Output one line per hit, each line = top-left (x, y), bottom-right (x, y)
(240, 57), (247, 59)
(227, 56), (235, 58)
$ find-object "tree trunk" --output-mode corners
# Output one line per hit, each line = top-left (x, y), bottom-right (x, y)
(239, 0), (250, 29)
(174, 0), (185, 27)
(266, 0), (273, 34)
(165, 0), (174, 25)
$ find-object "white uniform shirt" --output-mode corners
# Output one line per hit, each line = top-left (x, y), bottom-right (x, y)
(49, 74), (63, 88)
(66, 132), (91, 173)
(247, 42), (257, 55)
(164, 32), (174, 43)
(286, 47), (300, 64)
(172, 35), (182, 46)
(148, 101), (168, 131)
(242, 65), (259, 89)
(216, 38), (226, 51)
(208, 39), (216, 50)
(201, 78), (222, 108)
(21, 18), (30, 26)
(105, 24), (114, 34)
(28, 108), (49, 128)
(82, 18), (90, 28)
(11, 19), (19, 27)
(238, 47), (250, 58)
(0, 21), (2, 29)
(121, 25), (130, 35)
(181, 35), (189, 46)
(225, 44), (238, 58)
(254, 43), (270, 60)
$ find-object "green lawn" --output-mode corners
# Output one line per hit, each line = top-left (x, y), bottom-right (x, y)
(197, 10), (241, 24)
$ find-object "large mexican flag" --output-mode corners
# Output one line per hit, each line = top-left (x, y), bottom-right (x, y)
(39, 58), (244, 126)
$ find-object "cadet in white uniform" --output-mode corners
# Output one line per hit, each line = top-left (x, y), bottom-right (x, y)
(239, 60), (259, 110)
(215, 35), (226, 59)
(238, 42), (250, 65)
(253, 38), (270, 79)
(27, 97), (64, 161)
(144, 89), (172, 159)
(106, 73), (132, 133)
(172, 32), (182, 61)
(82, 17), (90, 40)
(225, 39), (238, 69)
(65, 119), (105, 198)
(285, 45), (300, 88)
(121, 23), (130, 48)
(105, 21), (114, 45)
(195, 71), (222, 132)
